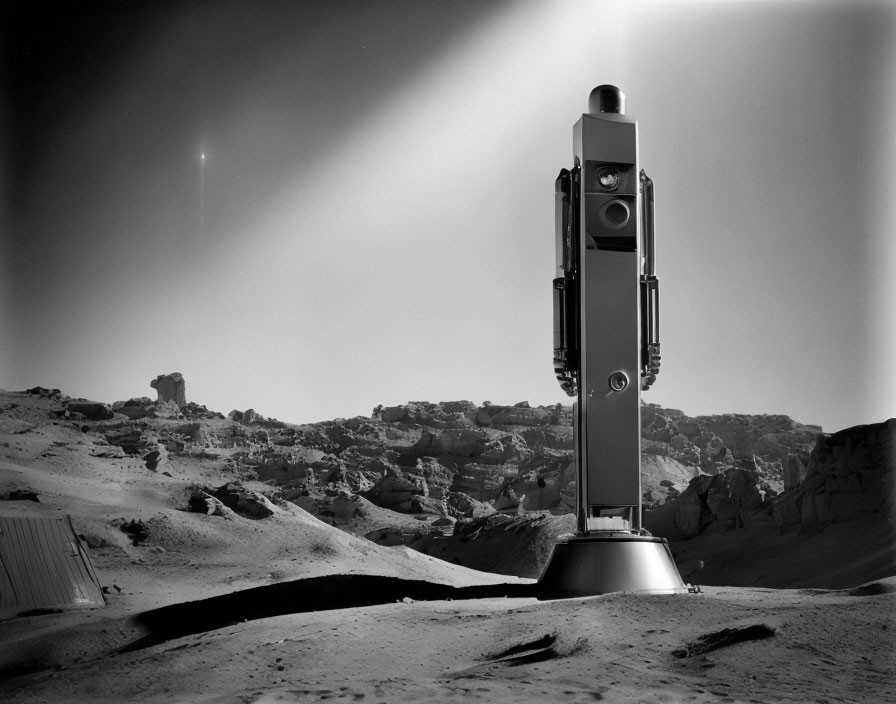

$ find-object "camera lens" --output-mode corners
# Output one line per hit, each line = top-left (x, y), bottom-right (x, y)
(597, 169), (620, 190)
(608, 371), (629, 392)
(599, 199), (630, 229)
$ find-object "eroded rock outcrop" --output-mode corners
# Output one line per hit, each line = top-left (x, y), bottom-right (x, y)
(446, 491), (495, 519)
(239, 400), (822, 530)
(663, 418), (894, 539)
(112, 397), (153, 420)
(640, 454), (696, 507)
(66, 399), (114, 421)
(475, 402), (562, 428)
(452, 463), (516, 502)
(105, 427), (144, 454)
(188, 481), (278, 519)
(783, 453), (807, 489)
(773, 420), (895, 530)
(84, 388), (829, 547)
(363, 467), (429, 512)
(641, 404), (819, 479)
(151, 373), (186, 406)
(672, 467), (768, 538)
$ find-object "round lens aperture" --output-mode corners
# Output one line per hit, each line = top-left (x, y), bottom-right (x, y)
(599, 199), (630, 229)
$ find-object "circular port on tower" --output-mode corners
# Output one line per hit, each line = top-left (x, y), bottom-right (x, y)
(599, 200), (630, 230)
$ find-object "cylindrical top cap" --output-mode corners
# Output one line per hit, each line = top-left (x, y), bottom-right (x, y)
(589, 85), (625, 115)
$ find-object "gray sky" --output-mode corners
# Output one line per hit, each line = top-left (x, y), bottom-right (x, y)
(5, 0), (895, 432)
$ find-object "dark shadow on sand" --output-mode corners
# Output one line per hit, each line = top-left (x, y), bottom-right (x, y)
(122, 574), (541, 652)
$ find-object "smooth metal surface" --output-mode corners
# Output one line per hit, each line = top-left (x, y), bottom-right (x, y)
(0, 515), (105, 616)
(575, 113), (637, 166)
(582, 252), (641, 509)
(538, 535), (687, 597)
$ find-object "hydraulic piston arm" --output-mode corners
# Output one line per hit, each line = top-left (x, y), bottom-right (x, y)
(553, 165), (580, 396)
(640, 170), (660, 390)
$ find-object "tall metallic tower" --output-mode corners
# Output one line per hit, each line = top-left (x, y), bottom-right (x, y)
(538, 86), (686, 596)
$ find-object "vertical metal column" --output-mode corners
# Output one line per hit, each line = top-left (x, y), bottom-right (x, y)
(540, 85), (685, 596)
(574, 89), (641, 532)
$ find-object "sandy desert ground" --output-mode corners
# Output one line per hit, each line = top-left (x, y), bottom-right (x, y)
(1, 390), (894, 703)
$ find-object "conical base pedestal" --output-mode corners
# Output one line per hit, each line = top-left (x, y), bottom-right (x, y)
(538, 534), (686, 598)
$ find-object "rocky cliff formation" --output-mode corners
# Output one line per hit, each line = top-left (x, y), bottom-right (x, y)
(198, 399), (823, 549)
(8, 383), (892, 586)
(651, 418), (894, 542)
(37, 383), (826, 538)
(774, 420), (895, 528)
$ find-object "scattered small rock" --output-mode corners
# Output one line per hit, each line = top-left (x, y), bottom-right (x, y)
(143, 446), (169, 472)
(1, 488), (39, 502)
(672, 624), (776, 658)
(188, 482), (277, 519)
(89, 445), (127, 458)
(112, 518), (149, 546)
